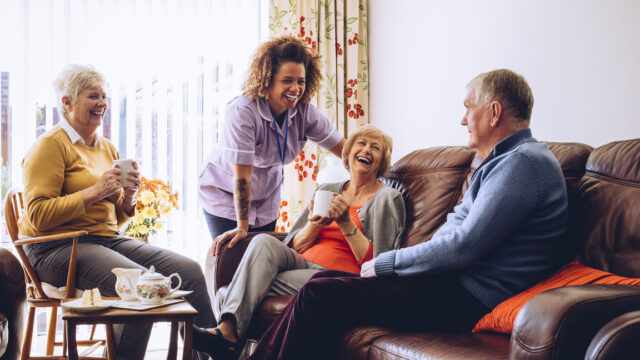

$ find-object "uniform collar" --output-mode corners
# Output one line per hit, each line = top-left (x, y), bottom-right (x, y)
(60, 118), (102, 146)
(256, 98), (298, 122)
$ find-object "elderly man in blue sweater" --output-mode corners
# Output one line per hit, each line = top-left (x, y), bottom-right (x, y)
(248, 69), (568, 360)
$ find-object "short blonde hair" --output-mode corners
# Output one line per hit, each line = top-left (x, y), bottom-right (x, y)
(342, 125), (393, 178)
(53, 64), (106, 120)
(241, 35), (323, 104)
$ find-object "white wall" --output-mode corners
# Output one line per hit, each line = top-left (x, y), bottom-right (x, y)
(369, 0), (640, 162)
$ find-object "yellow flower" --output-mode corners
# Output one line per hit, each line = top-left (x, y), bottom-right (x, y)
(158, 190), (170, 202)
(140, 225), (152, 236)
(142, 207), (156, 219)
(133, 211), (145, 224)
(139, 190), (155, 205)
(126, 225), (140, 236)
(153, 222), (163, 230)
(161, 205), (172, 215)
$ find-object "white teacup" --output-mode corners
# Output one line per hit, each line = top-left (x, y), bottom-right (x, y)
(312, 190), (334, 217)
(113, 159), (135, 186)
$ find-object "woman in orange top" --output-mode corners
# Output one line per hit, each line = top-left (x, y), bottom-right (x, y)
(191, 124), (406, 359)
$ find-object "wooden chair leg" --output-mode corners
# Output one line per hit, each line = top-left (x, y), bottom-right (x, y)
(46, 306), (58, 355)
(106, 323), (116, 359)
(63, 320), (68, 357)
(89, 324), (97, 340)
(21, 306), (35, 360)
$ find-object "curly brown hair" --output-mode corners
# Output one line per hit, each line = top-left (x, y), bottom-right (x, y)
(242, 35), (323, 104)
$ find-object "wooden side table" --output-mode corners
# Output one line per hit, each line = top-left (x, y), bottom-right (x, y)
(62, 300), (197, 360)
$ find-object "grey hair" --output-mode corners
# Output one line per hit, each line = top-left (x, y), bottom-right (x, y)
(471, 69), (534, 121)
(52, 64), (106, 120)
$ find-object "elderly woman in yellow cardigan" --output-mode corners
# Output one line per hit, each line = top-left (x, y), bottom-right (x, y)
(19, 64), (216, 359)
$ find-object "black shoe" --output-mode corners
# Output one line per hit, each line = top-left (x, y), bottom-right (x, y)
(192, 325), (242, 360)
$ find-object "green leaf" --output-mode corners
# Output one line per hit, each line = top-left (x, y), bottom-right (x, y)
(345, 26), (352, 33)
(289, 0), (294, 6)
(326, 23), (335, 32)
(346, 17), (358, 24)
(280, 10), (287, 17)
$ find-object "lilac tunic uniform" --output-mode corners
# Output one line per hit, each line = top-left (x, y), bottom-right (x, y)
(198, 95), (342, 227)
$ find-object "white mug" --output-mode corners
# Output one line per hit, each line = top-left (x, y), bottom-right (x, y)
(113, 159), (135, 186)
(312, 190), (334, 217)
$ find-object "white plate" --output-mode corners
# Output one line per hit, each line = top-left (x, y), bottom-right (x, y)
(61, 298), (115, 313)
(166, 290), (193, 299)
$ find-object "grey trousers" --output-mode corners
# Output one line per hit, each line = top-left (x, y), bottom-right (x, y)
(219, 234), (325, 340)
(25, 236), (216, 360)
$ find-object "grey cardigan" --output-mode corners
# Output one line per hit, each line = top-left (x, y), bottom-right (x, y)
(283, 181), (406, 257)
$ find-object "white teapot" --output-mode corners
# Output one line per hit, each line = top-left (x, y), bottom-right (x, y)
(135, 266), (182, 304)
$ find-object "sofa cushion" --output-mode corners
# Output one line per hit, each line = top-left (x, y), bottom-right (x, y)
(572, 139), (640, 276)
(368, 332), (510, 360)
(381, 146), (477, 248)
(473, 261), (640, 334)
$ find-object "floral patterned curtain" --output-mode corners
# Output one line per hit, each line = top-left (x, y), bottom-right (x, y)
(270, 0), (370, 232)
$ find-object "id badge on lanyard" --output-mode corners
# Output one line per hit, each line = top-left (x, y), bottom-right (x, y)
(272, 110), (289, 166)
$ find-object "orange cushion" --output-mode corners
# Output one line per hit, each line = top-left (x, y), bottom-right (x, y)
(472, 261), (640, 334)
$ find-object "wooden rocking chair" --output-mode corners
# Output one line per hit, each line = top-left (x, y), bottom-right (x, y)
(5, 189), (109, 359)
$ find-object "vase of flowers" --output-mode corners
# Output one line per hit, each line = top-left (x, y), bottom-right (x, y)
(124, 177), (179, 242)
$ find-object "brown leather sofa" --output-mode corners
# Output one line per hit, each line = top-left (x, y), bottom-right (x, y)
(0, 248), (26, 360)
(214, 138), (640, 360)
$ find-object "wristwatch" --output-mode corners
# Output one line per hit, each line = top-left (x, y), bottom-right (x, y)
(344, 226), (358, 237)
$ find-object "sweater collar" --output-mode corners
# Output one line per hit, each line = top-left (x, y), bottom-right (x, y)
(490, 128), (535, 158)
(471, 128), (535, 182)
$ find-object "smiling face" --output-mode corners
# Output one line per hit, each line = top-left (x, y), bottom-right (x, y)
(267, 61), (306, 119)
(461, 80), (492, 154)
(347, 135), (384, 179)
(64, 85), (107, 132)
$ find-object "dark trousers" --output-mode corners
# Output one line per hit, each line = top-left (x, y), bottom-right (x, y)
(25, 236), (216, 360)
(248, 270), (490, 360)
(202, 210), (277, 240)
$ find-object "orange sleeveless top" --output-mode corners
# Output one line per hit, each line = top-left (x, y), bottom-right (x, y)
(301, 204), (374, 273)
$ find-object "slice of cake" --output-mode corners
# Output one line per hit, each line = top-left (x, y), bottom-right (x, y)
(81, 288), (104, 306)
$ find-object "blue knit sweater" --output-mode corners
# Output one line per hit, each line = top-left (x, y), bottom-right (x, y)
(375, 129), (568, 309)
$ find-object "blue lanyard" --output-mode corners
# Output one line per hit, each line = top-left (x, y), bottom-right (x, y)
(272, 110), (289, 165)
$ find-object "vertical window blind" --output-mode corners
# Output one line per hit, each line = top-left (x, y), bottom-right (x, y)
(0, 0), (264, 264)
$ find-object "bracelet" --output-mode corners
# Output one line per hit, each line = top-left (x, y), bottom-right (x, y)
(344, 226), (358, 237)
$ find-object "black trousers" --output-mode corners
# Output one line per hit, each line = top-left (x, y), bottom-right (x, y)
(249, 270), (490, 360)
(202, 210), (276, 240)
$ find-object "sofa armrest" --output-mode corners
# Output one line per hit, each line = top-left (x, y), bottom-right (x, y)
(585, 310), (640, 360)
(0, 249), (26, 360)
(214, 232), (288, 292)
(510, 284), (640, 360)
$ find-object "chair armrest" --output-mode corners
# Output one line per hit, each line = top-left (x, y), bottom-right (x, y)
(214, 231), (288, 292)
(14, 230), (89, 245)
(510, 284), (640, 360)
(585, 309), (640, 360)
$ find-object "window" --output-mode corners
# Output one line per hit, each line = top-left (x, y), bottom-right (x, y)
(0, 0), (265, 263)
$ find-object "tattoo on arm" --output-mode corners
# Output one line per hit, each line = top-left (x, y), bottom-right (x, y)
(234, 178), (250, 221)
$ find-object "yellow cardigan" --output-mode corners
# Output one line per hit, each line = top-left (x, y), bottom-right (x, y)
(19, 125), (131, 238)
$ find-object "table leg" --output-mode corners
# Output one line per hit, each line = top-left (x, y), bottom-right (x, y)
(67, 321), (78, 360)
(167, 321), (178, 360)
(182, 318), (193, 360)
(105, 323), (117, 359)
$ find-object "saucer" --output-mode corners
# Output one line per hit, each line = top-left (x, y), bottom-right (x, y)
(167, 290), (193, 299)
(62, 298), (115, 313)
